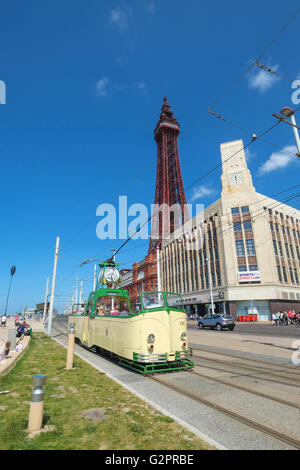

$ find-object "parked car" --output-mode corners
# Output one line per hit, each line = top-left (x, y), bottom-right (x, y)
(198, 314), (235, 331)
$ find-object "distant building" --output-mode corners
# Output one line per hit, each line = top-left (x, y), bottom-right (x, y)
(120, 253), (158, 310)
(160, 139), (300, 321)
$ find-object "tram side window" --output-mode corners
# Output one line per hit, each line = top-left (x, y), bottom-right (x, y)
(142, 293), (165, 310)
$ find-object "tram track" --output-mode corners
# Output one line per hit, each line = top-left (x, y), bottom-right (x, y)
(192, 352), (300, 384)
(192, 346), (300, 373)
(192, 358), (300, 389)
(189, 368), (300, 410)
(148, 375), (300, 450)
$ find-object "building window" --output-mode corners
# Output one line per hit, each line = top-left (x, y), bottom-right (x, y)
(273, 240), (278, 256)
(290, 245), (295, 259)
(246, 239), (256, 255)
(287, 227), (290, 237)
(285, 243), (290, 258)
(282, 266), (288, 283)
(241, 206), (249, 213)
(278, 241), (283, 257)
(268, 209), (272, 215)
(295, 269), (299, 285)
(217, 269), (221, 286)
(275, 223), (279, 233)
(238, 266), (247, 272)
(235, 240), (245, 256)
(296, 246), (300, 261)
(277, 266), (283, 282)
(231, 207), (239, 214)
(249, 265), (258, 271)
(244, 220), (252, 230)
(282, 226), (286, 235)
(270, 222), (274, 232)
(214, 244), (219, 261)
(289, 268), (294, 284)
(234, 222), (242, 231)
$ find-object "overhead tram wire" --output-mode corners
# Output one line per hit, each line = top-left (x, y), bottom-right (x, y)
(101, 120), (293, 264)
(183, 5), (300, 136)
(184, 119), (282, 195)
(65, 7), (300, 272)
(207, 110), (299, 157)
(60, 7), (300, 270)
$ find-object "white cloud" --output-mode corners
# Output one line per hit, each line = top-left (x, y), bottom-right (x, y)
(191, 185), (215, 202)
(248, 64), (280, 92)
(96, 77), (110, 97)
(245, 148), (255, 162)
(109, 7), (128, 30)
(145, 1), (155, 14)
(258, 145), (298, 175)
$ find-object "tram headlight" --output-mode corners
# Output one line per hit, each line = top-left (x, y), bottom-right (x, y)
(148, 334), (155, 343)
(180, 332), (187, 340)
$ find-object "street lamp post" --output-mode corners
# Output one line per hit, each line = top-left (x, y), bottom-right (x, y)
(273, 107), (300, 157)
(206, 258), (215, 315)
(4, 266), (16, 316)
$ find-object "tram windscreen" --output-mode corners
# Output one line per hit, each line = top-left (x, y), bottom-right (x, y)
(95, 295), (131, 316)
(142, 293), (165, 310)
(165, 293), (184, 310)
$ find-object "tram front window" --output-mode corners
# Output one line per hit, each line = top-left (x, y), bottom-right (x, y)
(94, 295), (131, 316)
(142, 293), (164, 310)
(165, 293), (184, 310)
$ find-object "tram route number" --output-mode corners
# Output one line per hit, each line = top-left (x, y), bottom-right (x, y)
(105, 454), (193, 467)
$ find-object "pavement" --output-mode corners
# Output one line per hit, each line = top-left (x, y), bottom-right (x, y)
(0, 319), (44, 375)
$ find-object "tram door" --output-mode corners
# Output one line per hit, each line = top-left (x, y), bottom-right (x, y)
(83, 316), (89, 343)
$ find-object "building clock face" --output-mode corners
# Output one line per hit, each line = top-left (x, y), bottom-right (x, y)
(228, 172), (243, 185)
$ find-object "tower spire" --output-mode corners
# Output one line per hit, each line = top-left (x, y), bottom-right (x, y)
(149, 98), (188, 254)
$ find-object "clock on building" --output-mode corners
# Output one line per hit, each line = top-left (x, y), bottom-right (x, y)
(228, 172), (244, 185)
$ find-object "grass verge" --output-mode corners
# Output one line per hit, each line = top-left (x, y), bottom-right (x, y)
(0, 333), (214, 450)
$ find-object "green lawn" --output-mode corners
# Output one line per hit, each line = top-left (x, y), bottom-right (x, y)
(0, 334), (213, 450)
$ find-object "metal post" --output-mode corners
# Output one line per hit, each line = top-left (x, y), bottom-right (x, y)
(42, 277), (49, 324)
(206, 258), (214, 315)
(290, 114), (300, 155)
(28, 375), (47, 432)
(93, 264), (97, 291)
(157, 248), (161, 291)
(79, 280), (83, 305)
(75, 277), (78, 304)
(66, 322), (75, 370)
(47, 236), (60, 337)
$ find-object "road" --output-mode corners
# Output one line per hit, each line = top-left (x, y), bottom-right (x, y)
(188, 321), (300, 338)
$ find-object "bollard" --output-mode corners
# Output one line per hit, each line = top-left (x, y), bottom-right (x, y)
(28, 374), (47, 432)
(66, 322), (75, 370)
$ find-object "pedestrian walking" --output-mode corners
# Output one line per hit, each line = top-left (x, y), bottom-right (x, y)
(288, 310), (294, 324)
(1, 315), (7, 328)
(272, 312), (277, 326)
(276, 312), (281, 325)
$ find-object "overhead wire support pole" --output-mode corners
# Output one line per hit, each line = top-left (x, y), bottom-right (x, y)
(42, 277), (49, 324)
(47, 236), (60, 337)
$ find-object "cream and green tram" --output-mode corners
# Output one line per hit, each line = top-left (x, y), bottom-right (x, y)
(70, 287), (193, 374)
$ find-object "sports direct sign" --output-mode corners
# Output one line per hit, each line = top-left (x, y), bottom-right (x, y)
(238, 271), (261, 283)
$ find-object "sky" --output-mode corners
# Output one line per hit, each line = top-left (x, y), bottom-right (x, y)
(0, 0), (300, 313)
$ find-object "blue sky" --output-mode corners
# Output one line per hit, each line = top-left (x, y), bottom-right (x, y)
(0, 0), (300, 313)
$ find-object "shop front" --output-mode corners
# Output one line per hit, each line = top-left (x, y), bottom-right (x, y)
(235, 300), (271, 322)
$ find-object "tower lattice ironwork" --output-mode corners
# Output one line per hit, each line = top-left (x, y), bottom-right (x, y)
(149, 97), (189, 254)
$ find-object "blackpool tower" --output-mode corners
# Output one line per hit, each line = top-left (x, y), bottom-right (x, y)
(149, 97), (189, 254)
